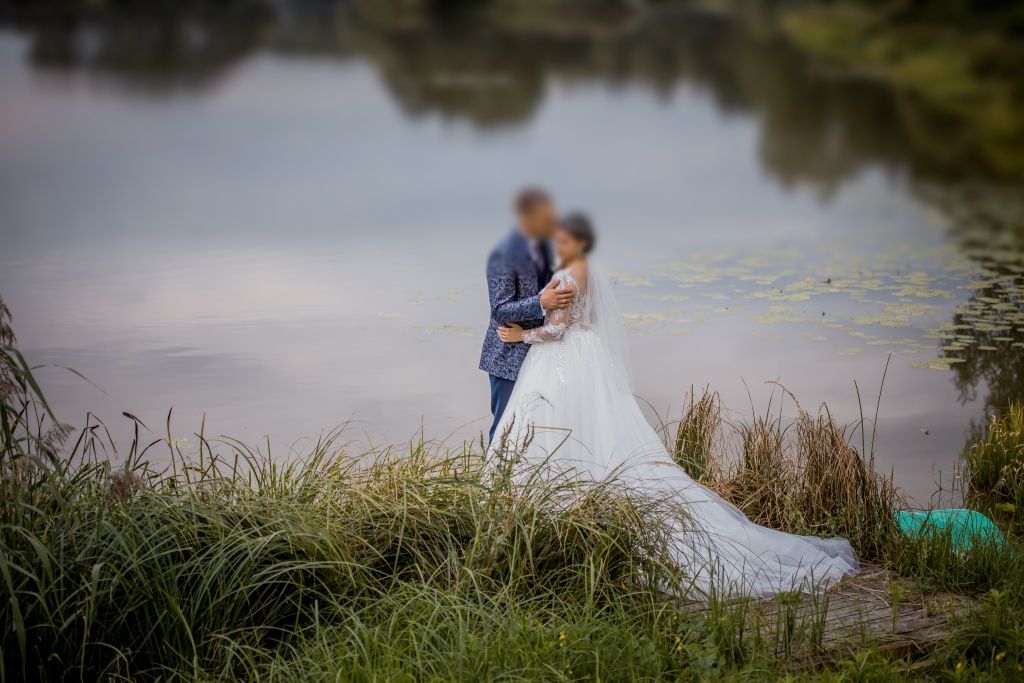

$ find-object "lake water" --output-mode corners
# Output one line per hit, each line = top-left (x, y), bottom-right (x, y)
(2, 2), (1021, 503)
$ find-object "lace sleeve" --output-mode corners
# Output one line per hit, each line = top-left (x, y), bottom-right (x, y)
(523, 306), (569, 344)
(523, 271), (576, 344)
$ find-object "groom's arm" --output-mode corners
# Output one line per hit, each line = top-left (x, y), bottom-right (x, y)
(487, 252), (544, 325)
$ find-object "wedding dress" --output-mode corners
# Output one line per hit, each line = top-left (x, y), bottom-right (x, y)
(491, 261), (858, 598)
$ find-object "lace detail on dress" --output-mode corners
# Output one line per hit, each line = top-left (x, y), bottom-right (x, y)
(523, 269), (587, 344)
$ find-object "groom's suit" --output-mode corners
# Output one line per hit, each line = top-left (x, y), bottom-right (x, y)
(479, 229), (554, 443)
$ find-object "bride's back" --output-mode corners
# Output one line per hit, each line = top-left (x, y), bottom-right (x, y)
(556, 260), (589, 325)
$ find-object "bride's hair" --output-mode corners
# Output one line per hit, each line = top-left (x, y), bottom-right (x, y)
(559, 212), (596, 254)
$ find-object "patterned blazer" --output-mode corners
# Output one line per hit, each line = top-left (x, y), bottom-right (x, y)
(479, 229), (553, 381)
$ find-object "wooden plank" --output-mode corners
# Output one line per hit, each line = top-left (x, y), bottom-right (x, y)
(671, 562), (976, 669)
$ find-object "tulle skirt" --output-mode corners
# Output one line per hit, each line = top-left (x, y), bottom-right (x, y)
(492, 328), (858, 598)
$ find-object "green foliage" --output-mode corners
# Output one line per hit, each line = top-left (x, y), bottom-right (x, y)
(3, 298), (1024, 679)
(0, 294), (71, 465)
(964, 404), (1024, 514)
(0, 429), (679, 679)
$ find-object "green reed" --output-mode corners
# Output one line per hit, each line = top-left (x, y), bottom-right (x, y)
(3, 295), (1024, 680)
(667, 383), (900, 563)
(965, 405), (1024, 517)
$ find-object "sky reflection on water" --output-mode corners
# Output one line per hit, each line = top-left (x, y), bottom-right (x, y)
(0, 5), (1017, 503)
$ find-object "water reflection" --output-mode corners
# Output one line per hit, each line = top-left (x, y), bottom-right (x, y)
(4, 1), (1018, 184)
(1, 0), (1022, 504)
(3, 1), (271, 92)
(928, 184), (1024, 420)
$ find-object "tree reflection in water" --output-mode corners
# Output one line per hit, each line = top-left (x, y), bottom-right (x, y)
(3, 1), (1018, 183)
(3, 0), (1023, 442)
(923, 184), (1024, 427)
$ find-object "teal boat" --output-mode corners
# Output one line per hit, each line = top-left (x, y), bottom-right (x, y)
(895, 508), (1004, 551)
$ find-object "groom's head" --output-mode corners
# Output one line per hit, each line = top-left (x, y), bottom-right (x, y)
(515, 187), (557, 240)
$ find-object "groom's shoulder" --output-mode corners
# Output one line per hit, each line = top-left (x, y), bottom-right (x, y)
(488, 230), (521, 263)
(493, 229), (522, 254)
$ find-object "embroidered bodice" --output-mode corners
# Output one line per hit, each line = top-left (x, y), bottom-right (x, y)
(523, 268), (588, 344)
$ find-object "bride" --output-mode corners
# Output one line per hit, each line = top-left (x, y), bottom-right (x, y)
(493, 213), (858, 598)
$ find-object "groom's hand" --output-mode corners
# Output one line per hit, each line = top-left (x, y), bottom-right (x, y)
(540, 281), (574, 311)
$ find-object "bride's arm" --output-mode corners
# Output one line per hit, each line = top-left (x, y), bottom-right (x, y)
(522, 306), (569, 344)
(496, 306), (569, 344)
(497, 274), (577, 344)
(487, 253), (572, 325)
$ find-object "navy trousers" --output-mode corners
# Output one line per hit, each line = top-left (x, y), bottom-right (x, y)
(488, 375), (516, 444)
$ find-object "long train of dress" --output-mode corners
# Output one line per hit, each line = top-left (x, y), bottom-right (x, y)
(491, 267), (858, 598)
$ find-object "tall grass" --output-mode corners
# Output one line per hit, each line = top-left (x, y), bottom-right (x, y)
(0, 294), (72, 470)
(2, 297), (1022, 679)
(0, 297), (674, 678)
(666, 385), (900, 562)
(670, 386), (720, 485)
(1, 424), (683, 679)
(965, 405), (1024, 515)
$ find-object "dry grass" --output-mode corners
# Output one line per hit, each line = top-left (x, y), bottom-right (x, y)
(664, 384), (901, 563)
(670, 386), (721, 486)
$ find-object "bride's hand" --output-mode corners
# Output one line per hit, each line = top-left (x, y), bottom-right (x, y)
(497, 323), (524, 343)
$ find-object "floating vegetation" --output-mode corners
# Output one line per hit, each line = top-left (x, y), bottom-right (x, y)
(417, 324), (474, 337)
(752, 306), (805, 325)
(917, 182), (1024, 416)
(912, 357), (968, 372)
(610, 272), (655, 287)
(623, 312), (682, 335)
(616, 240), (991, 371)
(436, 291), (463, 304)
(590, 203), (1022, 404)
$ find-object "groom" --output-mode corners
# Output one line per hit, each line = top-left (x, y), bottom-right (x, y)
(479, 187), (575, 444)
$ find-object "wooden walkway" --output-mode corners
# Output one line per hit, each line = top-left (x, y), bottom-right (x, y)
(676, 564), (976, 668)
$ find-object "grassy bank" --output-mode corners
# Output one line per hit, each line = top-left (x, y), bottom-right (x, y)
(964, 403), (1024, 534)
(3, 300), (1024, 680)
